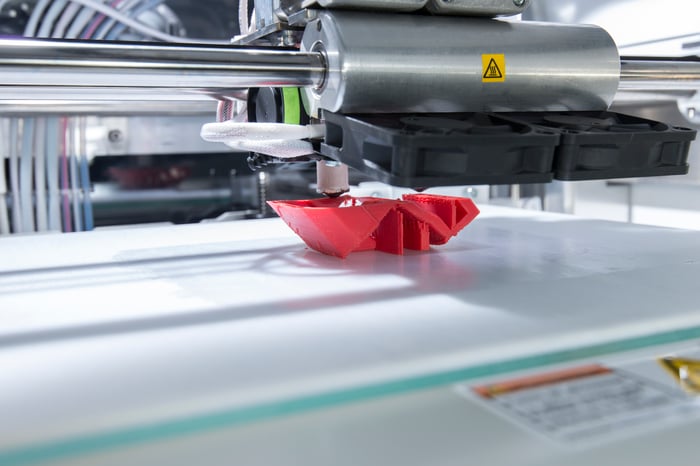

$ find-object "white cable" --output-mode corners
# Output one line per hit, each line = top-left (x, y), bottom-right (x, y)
(34, 118), (48, 232)
(66, 3), (100, 38)
(68, 119), (82, 232)
(93, 0), (140, 39)
(52, 3), (83, 38)
(249, 8), (256, 33)
(20, 118), (36, 232)
(64, 8), (92, 39)
(238, 0), (248, 36)
(78, 116), (94, 231)
(37, 0), (68, 38)
(60, 0), (227, 43)
(0, 119), (9, 235)
(105, 0), (165, 40)
(9, 118), (21, 233)
(24, 0), (51, 36)
(46, 118), (61, 232)
(0, 121), (5, 197)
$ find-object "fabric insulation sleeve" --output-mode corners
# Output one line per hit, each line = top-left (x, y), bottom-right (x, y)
(200, 122), (324, 143)
(226, 139), (316, 158)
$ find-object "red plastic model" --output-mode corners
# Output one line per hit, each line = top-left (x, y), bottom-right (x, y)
(268, 194), (480, 258)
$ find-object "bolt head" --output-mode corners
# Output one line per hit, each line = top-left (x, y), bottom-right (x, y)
(464, 187), (479, 199)
(107, 129), (123, 143)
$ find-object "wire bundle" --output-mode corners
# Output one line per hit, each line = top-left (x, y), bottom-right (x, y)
(2, 0), (236, 235)
(2, 2), (251, 235)
(23, 0), (194, 42)
(0, 117), (94, 235)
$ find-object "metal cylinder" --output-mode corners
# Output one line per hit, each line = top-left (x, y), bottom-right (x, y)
(8, 28), (700, 114)
(0, 38), (325, 93)
(301, 12), (621, 115)
(0, 93), (218, 115)
(619, 60), (700, 91)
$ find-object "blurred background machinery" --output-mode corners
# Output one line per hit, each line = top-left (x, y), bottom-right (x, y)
(524, 0), (700, 228)
(0, 0), (326, 233)
(0, 0), (700, 235)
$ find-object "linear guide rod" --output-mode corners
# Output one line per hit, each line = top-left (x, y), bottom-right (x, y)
(0, 39), (697, 100)
(0, 39), (325, 92)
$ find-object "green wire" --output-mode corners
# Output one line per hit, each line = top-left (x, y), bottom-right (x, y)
(282, 88), (301, 125)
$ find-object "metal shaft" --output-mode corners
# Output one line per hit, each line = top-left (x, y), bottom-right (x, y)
(1, 38), (700, 107)
(619, 59), (700, 91)
(0, 38), (325, 94)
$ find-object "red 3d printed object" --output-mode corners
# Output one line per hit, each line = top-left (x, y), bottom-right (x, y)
(268, 194), (480, 258)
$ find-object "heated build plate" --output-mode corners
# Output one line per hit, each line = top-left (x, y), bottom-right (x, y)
(1, 205), (700, 465)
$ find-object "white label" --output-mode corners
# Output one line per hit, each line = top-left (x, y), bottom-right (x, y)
(459, 364), (700, 446)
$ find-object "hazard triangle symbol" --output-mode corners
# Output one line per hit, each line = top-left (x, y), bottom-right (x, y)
(483, 58), (503, 79)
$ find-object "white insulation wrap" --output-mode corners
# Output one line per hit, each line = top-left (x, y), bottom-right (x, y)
(200, 122), (325, 158)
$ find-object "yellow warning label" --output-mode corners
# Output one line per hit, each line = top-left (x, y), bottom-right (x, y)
(482, 54), (506, 82)
(658, 357), (700, 394)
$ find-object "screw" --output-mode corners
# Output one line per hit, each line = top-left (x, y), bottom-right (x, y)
(107, 129), (123, 143)
(282, 30), (296, 47)
(513, 0), (526, 6)
(463, 187), (479, 199)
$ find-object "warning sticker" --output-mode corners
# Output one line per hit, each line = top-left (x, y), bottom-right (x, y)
(457, 363), (700, 446)
(482, 54), (505, 82)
